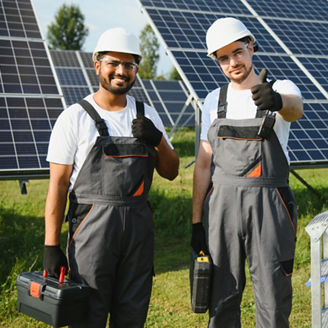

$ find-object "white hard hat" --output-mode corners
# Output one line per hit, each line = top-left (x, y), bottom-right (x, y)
(206, 17), (256, 58)
(92, 27), (142, 62)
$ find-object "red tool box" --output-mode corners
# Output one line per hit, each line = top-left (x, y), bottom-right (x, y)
(16, 270), (90, 327)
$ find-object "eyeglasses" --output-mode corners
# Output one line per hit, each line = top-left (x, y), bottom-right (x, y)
(98, 58), (138, 72)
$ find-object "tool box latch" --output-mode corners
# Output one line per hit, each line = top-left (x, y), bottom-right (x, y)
(29, 281), (44, 299)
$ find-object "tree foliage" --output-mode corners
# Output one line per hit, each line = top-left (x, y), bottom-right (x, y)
(47, 4), (89, 50)
(169, 67), (182, 80)
(138, 25), (160, 79)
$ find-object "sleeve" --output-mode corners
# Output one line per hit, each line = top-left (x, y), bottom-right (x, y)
(200, 89), (219, 141)
(273, 79), (302, 98)
(46, 107), (79, 165)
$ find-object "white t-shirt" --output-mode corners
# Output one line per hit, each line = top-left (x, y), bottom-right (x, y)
(201, 80), (302, 163)
(47, 94), (173, 190)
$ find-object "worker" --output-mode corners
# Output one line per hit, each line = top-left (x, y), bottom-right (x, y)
(42, 27), (179, 327)
(191, 17), (303, 327)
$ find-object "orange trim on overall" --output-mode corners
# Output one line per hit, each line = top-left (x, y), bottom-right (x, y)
(205, 185), (214, 199)
(104, 154), (148, 158)
(30, 281), (41, 298)
(68, 204), (94, 248)
(276, 188), (296, 233)
(247, 163), (262, 178)
(133, 181), (144, 197)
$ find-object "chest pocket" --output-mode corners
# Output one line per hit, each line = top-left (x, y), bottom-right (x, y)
(101, 138), (154, 197)
(212, 123), (263, 177)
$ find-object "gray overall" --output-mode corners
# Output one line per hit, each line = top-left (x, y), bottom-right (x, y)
(66, 100), (156, 328)
(205, 85), (297, 328)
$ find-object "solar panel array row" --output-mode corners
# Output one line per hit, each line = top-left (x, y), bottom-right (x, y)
(1, 0), (327, 179)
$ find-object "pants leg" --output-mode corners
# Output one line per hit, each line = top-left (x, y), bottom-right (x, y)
(67, 202), (154, 328)
(207, 185), (246, 328)
(243, 187), (297, 328)
(109, 204), (154, 327)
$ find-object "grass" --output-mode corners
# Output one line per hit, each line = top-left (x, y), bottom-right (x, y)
(0, 127), (328, 327)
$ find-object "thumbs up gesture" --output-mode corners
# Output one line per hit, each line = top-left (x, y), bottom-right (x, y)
(251, 68), (283, 112)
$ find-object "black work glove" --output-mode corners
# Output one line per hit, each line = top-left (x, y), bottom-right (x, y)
(43, 245), (68, 278)
(191, 222), (208, 255)
(251, 68), (282, 112)
(132, 116), (163, 147)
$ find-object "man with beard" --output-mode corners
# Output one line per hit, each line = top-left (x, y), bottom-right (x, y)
(43, 27), (179, 327)
(191, 18), (303, 327)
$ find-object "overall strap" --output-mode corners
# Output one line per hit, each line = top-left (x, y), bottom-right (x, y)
(78, 99), (109, 137)
(217, 84), (228, 118)
(136, 100), (145, 118)
(218, 81), (277, 119)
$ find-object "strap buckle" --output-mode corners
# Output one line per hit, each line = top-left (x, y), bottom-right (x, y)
(257, 112), (275, 139)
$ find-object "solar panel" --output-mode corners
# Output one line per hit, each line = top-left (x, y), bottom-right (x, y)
(0, 0), (64, 179)
(142, 79), (194, 127)
(138, 0), (328, 167)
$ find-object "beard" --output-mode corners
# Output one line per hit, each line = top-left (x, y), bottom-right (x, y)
(229, 64), (253, 84)
(99, 71), (136, 95)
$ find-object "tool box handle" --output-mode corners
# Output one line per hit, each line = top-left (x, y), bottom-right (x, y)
(42, 266), (66, 283)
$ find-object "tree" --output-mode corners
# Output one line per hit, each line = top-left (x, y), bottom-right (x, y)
(47, 4), (89, 50)
(169, 67), (182, 80)
(138, 25), (160, 79)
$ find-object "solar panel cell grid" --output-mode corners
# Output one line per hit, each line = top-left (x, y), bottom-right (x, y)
(247, 0), (328, 21)
(79, 51), (94, 68)
(61, 87), (91, 106)
(56, 68), (87, 86)
(0, 96), (63, 171)
(0, 0), (41, 38)
(142, 0), (251, 14)
(265, 19), (328, 57)
(0, 40), (59, 95)
(51, 50), (80, 67)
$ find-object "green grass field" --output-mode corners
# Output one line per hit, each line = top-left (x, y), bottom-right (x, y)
(0, 128), (327, 327)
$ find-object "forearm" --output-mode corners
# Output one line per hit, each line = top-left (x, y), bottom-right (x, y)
(278, 94), (303, 122)
(155, 136), (179, 180)
(44, 187), (68, 245)
(44, 163), (72, 245)
(192, 163), (211, 223)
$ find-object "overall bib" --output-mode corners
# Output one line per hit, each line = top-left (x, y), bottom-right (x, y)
(205, 85), (297, 328)
(66, 100), (157, 328)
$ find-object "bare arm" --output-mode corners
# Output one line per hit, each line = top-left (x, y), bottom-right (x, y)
(192, 140), (213, 224)
(155, 136), (179, 180)
(278, 94), (303, 122)
(44, 162), (73, 246)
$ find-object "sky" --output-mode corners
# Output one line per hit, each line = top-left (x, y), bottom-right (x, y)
(31, 0), (173, 76)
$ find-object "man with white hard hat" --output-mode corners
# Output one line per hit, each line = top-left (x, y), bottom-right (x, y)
(43, 27), (179, 327)
(191, 17), (303, 327)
